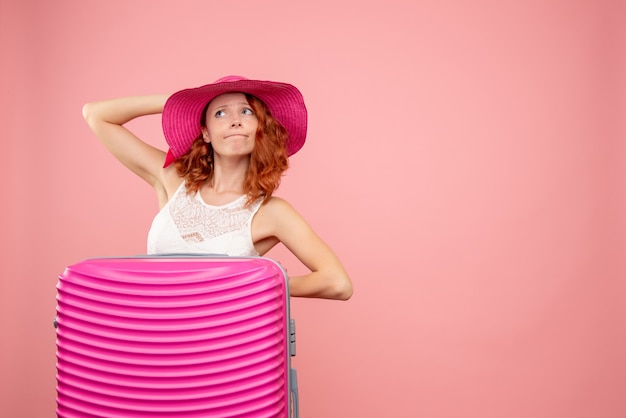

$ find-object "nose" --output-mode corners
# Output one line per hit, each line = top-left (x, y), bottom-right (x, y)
(230, 115), (242, 128)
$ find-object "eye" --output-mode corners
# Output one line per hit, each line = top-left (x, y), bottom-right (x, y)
(242, 108), (254, 116)
(214, 110), (226, 117)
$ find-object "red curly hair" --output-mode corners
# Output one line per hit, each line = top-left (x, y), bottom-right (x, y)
(173, 94), (289, 205)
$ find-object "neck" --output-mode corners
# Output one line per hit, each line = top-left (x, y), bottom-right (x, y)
(209, 155), (249, 194)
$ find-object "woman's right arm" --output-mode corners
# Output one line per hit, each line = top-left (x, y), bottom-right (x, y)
(82, 95), (170, 189)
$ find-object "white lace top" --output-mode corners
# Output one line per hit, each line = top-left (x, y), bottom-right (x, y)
(147, 182), (263, 256)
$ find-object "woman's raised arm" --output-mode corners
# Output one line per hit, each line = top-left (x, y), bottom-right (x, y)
(82, 95), (170, 188)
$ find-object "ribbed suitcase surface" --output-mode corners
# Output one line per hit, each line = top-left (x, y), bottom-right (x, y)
(56, 256), (297, 418)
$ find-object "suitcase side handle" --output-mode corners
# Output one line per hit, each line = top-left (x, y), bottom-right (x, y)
(289, 319), (296, 357)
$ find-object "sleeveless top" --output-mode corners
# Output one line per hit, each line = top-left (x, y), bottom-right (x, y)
(147, 182), (263, 256)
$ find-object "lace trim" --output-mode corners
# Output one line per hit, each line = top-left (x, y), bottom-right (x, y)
(169, 190), (256, 244)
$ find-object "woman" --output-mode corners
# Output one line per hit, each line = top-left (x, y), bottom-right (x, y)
(82, 75), (353, 300)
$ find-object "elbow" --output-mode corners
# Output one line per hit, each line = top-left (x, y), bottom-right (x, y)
(82, 102), (105, 132)
(330, 275), (353, 301)
(336, 286), (353, 301)
(82, 102), (94, 123)
(290, 271), (353, 300)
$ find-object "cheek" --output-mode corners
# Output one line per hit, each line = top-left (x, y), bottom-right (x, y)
(205, 120), (225, 136)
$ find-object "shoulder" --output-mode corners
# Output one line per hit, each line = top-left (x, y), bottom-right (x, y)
(258, 196), (304, 222)
(254, 196), (306, 236)
(260, 195), (293, 212)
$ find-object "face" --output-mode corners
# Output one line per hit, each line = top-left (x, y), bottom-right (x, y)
(202, 92), (258, 159)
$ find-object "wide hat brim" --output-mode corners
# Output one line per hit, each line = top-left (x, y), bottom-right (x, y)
(162, 76), (307, 167)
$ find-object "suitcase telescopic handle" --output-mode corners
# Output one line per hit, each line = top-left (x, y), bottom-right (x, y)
(290, 368), (299, 418)
(145, 253), (229, 257)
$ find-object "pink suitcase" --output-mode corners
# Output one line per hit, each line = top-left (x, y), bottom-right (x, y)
(55, 255), (298, 418)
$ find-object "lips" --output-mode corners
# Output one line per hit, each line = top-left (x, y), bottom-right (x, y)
(225, 134), (248, 139)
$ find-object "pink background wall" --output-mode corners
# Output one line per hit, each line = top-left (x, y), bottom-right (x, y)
(1, 0), (625, 417)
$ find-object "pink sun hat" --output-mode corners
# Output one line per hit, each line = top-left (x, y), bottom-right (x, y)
(162, 75), (308, 167)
